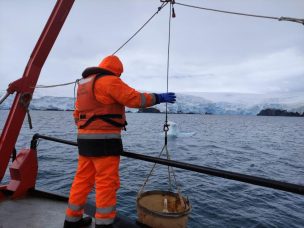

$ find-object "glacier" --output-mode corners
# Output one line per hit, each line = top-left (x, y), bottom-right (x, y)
(0, 91), (303, 115)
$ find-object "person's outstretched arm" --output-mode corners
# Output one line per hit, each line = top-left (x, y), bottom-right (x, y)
(94, 76), (176, 108)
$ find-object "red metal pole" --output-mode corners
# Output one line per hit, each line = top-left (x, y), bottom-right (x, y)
(0, 0), (75, 182)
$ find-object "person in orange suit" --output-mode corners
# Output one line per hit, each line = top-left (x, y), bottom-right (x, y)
(64, 55), (176, 228)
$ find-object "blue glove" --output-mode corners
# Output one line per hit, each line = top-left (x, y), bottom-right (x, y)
(155, 92), (176, 104)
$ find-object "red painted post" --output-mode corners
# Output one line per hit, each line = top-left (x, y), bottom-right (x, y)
(7, 149), (38, 199)
(0, 0), (75, 182)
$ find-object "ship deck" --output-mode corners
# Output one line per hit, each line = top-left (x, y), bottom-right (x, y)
(0, 195), (73, 228)
(0, 189), (140, 228)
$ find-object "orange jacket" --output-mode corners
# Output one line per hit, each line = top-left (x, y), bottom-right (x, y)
(76, 74), (127, 133)
(74, 55), (157, 156)
(74, 73), (156, 135)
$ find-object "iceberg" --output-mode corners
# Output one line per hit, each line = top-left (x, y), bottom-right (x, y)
(0, 91), (303, 115)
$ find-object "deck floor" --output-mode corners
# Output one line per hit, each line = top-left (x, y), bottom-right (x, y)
(0, 195), (92, 228)
(0, 194), (141, 228)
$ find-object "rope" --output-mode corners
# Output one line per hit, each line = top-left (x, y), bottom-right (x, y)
(112, 2), (168, 55)
(138, 3), (177, 196)
(162, 2), (174, 192)
(165, 146), (183, 197)
(30, 79), (80, 109)
(73, 79), (80, 109)
(164, 2), (172, 127)
(0, 92), (10, 105)
(165, 145), (173, 191)
(34, 80), (79, 88)
(31, 79), (80, 109)
(138, 144), (183, 197)
(138, 144), (167, 195)
(19, 93), (33, 129)
(162, 3), (186, 206)
(175, 2), (304, 25)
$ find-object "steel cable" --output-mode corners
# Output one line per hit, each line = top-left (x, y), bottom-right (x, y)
(112, 2), (168, 55)
(164, 2), (172, 126)
(33, 80), (78, 88)
(175, 2), (304, 25)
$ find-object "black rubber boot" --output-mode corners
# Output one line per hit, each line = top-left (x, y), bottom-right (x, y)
(63, 217), (92, 228)
(95, 224), (113, 228)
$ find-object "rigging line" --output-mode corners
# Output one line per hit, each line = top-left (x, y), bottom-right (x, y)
(175, 2), (304, 25)
(165, 144), (173, 191)
(165, 2), (173, 126)
(112, 2), (168, 55)
(166, 147), (182, 195)
(73, 79), (80, 109)
(138, 144), (167, 195)
(33, 80), (79, 88)
(0, 92), (10, 105)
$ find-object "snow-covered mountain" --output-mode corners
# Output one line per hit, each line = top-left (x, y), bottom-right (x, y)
(0, 95), (75, 111)
(0, 92), (303, 115)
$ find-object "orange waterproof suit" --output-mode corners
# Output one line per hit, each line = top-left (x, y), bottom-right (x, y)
(65, 55), (157, 226)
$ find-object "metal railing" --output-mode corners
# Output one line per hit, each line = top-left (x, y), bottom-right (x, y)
(31, 133), (304, 196)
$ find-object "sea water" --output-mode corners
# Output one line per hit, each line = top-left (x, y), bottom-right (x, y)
(0, 110), (303, 227)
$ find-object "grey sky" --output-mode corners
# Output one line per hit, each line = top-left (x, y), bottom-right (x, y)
(0, 0), (303, 97)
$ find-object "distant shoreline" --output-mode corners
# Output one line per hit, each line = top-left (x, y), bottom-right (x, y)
(1, 108), (304, 117)
(257, 108), (304, 117)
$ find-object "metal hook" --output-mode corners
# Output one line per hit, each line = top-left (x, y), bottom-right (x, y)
(163, 122), (170, 132)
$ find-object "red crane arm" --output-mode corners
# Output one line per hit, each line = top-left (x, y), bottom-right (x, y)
(0, 0), (75, 181)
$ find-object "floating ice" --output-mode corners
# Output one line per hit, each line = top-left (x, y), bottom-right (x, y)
(167, 121), (178, 138)
(164, 121), (196, 138)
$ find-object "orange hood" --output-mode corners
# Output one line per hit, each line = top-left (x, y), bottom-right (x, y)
(98, 55), (123, 76)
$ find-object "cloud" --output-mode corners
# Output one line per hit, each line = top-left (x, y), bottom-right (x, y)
(167, 48), (304, 93)
(0, 0), (303, 98)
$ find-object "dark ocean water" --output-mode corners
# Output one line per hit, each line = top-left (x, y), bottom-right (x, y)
(1, 110), (304, 227)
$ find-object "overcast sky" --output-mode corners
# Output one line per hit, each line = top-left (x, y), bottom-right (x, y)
(0, 0), (303, 97)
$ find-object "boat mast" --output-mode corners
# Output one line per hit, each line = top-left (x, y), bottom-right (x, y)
(0, 0), (75, 181)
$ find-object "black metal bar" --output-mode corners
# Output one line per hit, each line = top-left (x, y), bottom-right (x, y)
(31, 134), (304, 195)
(31, 133), (77, 149)
(122, 151), (304, 195)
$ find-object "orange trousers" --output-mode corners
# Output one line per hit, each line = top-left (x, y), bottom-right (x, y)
(65, 155), (120, 225)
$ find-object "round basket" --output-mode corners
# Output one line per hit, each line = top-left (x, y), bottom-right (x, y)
(137, 190), (191, 228)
